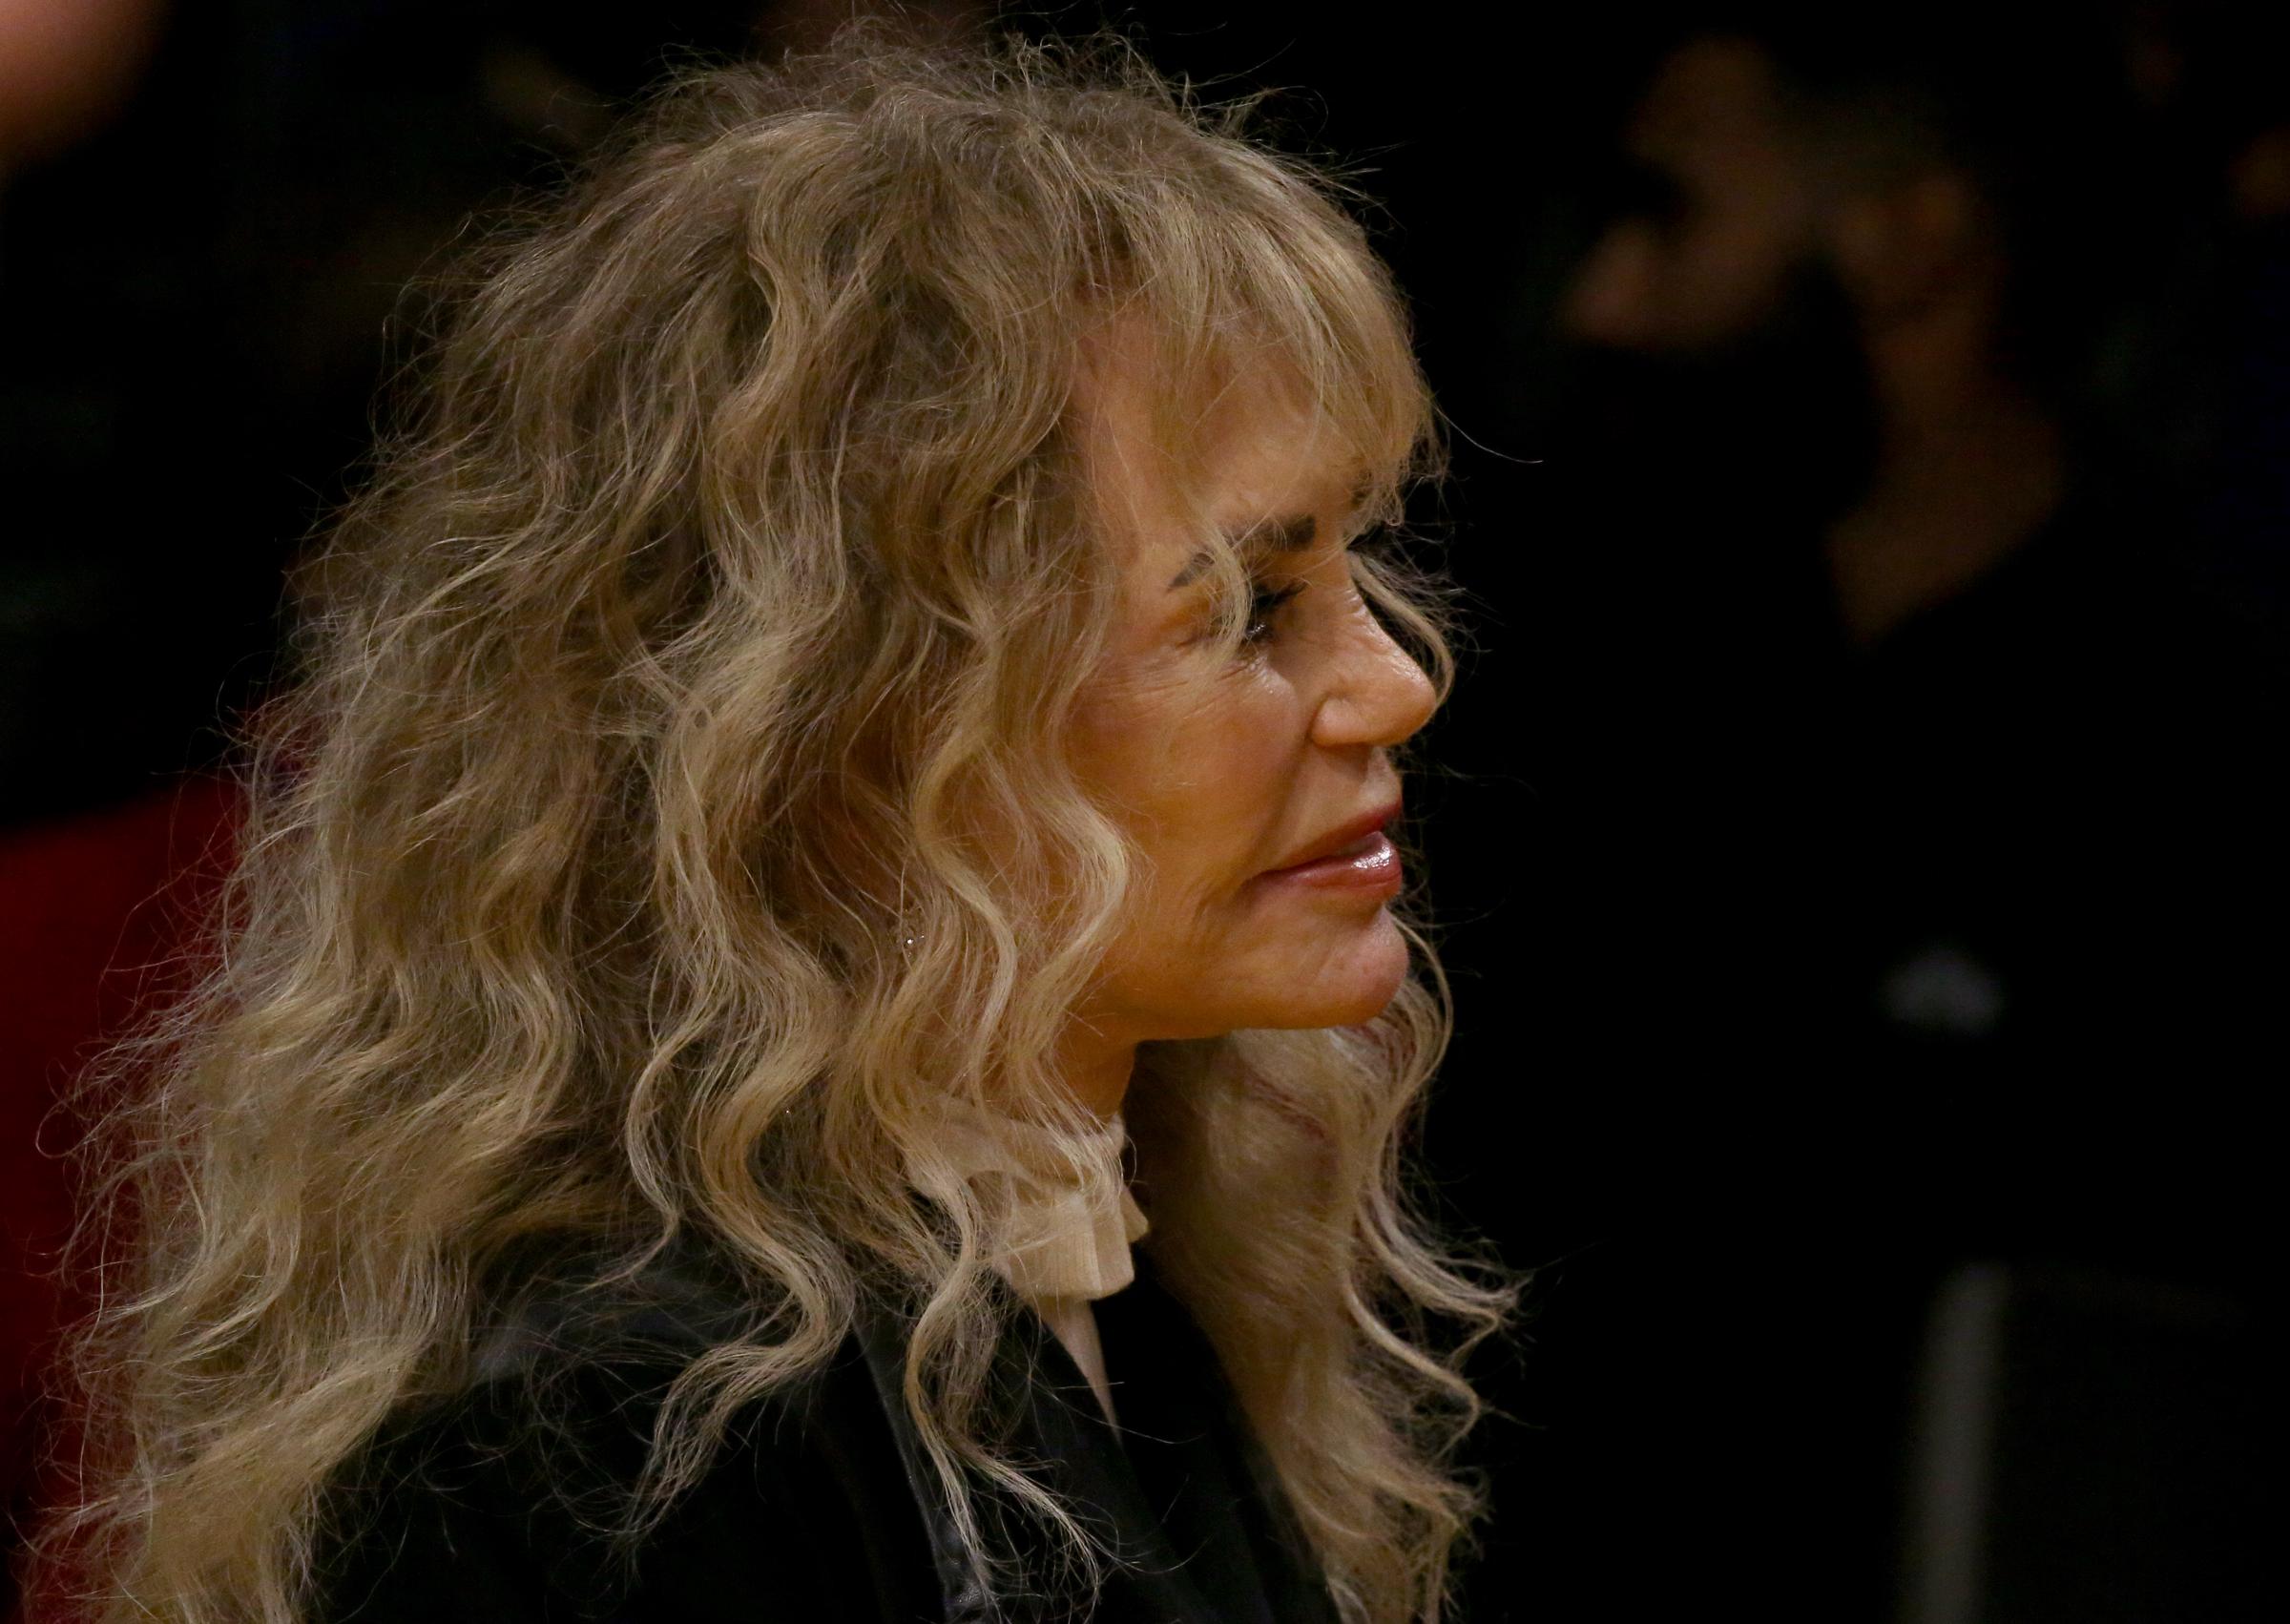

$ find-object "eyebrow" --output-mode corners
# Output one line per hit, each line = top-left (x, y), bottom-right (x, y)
(1165, 512), (1320, 591)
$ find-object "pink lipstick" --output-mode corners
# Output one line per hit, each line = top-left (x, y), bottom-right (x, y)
(1260, 829), (1403, 893)
(1258, 801), (1405, 895)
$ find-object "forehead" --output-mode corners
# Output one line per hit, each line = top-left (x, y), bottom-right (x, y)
(1075, 328), (1363, 569)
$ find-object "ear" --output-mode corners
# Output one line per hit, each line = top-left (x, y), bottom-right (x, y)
(1825, 172), (1987, 322)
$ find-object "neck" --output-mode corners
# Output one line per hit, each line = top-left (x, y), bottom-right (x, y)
(1826, 344), (2064, 645)
(1055, 1021), (1137, 1119)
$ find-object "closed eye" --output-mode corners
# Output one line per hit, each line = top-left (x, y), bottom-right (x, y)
(1240, 530), (1405, 647)
(1241, 581), (1308, 644)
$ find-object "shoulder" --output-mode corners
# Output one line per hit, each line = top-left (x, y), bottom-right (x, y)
(315, 1253), (938, 1624)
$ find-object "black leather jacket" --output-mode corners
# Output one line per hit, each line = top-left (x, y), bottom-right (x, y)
(316, 1249), (1337, 1623)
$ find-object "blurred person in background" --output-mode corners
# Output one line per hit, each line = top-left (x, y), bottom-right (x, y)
(1528, 2), (2283, 1074)
(1460, 14), (2283, 1611)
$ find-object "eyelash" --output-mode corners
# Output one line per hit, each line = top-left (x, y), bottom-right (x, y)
(1240, 581), (1308, 644)
(1235, 531), (1398, 648)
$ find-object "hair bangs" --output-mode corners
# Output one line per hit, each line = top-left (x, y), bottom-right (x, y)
(1101, 148), (1434, 523)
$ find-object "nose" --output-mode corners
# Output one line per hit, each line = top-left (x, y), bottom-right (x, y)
(1309, 597), (1437, 752)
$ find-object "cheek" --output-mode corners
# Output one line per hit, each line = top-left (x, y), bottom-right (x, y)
(1080, 668), (1300, 907)
(1149, 677), (1298, 882)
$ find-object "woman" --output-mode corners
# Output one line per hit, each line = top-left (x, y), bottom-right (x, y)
(48, 32), (1510, 1624)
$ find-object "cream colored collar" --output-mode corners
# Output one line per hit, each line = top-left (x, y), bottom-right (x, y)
(922, 1102), (1150, 1303)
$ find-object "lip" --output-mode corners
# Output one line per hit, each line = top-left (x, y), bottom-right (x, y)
(1258, 800), (1405, 892)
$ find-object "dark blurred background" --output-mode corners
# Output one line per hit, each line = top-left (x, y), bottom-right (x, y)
(4, 3), (2281, 1618)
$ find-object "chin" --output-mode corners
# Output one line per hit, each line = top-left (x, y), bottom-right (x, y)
(1250, 913), (1414, 1031)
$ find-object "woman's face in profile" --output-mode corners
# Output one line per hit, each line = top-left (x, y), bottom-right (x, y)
(1068, 347), (1438, 1065)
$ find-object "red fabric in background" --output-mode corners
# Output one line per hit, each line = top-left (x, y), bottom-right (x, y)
(1, 776), (239, 1616)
